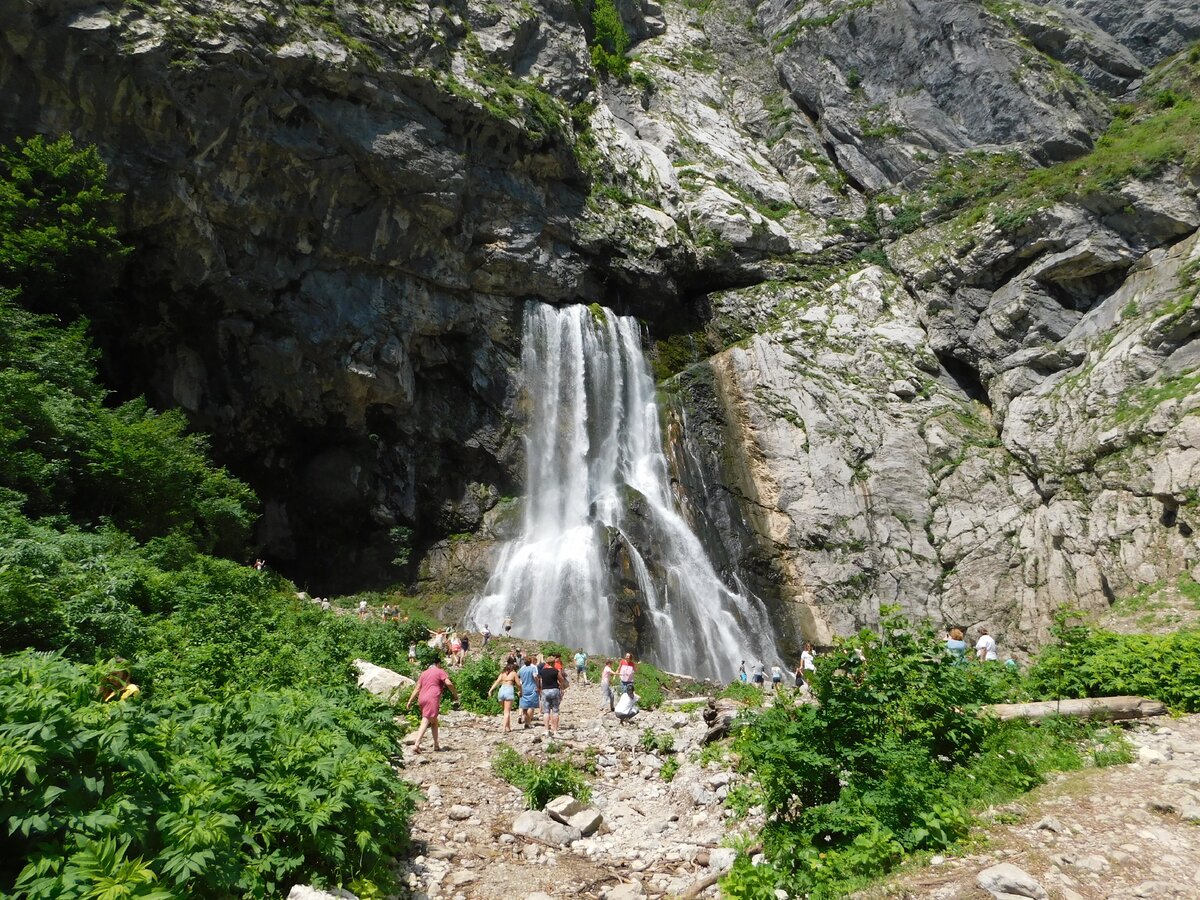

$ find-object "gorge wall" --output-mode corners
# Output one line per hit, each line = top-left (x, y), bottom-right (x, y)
(3, 0), (1199, 657)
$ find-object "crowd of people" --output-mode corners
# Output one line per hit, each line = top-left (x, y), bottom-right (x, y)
(344, 599), (1018, 752)
(736, 626), (1012, 695)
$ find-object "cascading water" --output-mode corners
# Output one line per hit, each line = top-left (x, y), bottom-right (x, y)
(467, 302), (780, 681)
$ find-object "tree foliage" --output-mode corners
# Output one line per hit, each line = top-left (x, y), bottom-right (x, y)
(0, 134), (128, 315)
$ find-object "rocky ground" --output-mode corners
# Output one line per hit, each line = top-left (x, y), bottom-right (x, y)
(870, 716), (1200, 900)
(396, 672), (760, 900)
(360, 645), (1200, 900)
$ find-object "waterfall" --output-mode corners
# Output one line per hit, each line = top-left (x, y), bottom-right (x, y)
(467, 302), (780, 681)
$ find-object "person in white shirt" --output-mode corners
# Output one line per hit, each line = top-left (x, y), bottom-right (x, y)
(975, 628), (998, 662)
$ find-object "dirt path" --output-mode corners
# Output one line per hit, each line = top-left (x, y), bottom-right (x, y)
(864, 716), (1200, 900)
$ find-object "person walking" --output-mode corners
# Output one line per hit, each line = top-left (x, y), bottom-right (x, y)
(503, 615), (513, 636)
(946, 627), (968, 663)
(618, 653), (636, 695)
(574, 648), (589, 684)
(770, 664), (784, 692)
(358, 599), (368, 620)
(487, 661), (521, 733)
(449, 633), (463, 668)
(406, 660), (459, 754)
(482, 624), (492, 648)
(799, 643), (817, 691)
(975, 628), (998, 662)
(751, 661), (765, 690)
(600, 659), (616, 711)
(517, 654), (541, 729)
(538, 655), (568, 738)
(738, 660), (747, 683)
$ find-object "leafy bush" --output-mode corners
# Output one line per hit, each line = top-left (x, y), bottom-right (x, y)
(1026, 612), (1200, 712)
(660, 757), (680, 782)
(491, 746), (592, 809)
(722, 608), (1079, 899)
(0, 652), (417, 898)
(718, 681), (765, 706)
(453, 655), (502, 715)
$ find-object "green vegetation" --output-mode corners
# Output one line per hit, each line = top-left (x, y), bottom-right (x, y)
(1027, 611), (1200, 712)
(718, 608), (1160, 899)
(589, 0), (631, 80)
(637, 728), (675, 754)
(0, 135), (419, 897)
(894, 44), (1200, 239)
(491, 746), (593, 809)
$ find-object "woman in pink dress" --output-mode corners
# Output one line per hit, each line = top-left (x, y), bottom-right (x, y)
(405, 661), (459, 753)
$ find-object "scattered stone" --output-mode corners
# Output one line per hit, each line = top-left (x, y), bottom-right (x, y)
(1138, 747), (1168, 765)
(708, 848), (737, 872)
(447, 805), (473, 821)
(1071, 855), (1110, 875)
(976, 863), (1048, 900)
(1034, 815), (1070, 834)
(604, 883), (646, 900)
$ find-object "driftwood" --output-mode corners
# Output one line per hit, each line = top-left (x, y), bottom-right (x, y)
(679, 846), (762, 899)
(981, 695), (1167, 722)
(702, 715), (733, 744)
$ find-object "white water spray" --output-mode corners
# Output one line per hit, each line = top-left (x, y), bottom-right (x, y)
(467, 302), (779, 681)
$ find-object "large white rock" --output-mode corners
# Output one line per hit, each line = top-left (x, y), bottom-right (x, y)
(287, 887), (357, 900)
(353, 659), (414, 704)
(976, 863), (1048, 900)
(513, 810), (581, 847)
(568, 808), (603, 836)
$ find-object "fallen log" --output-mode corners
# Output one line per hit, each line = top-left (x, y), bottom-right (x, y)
(980, 696), (1167, 722)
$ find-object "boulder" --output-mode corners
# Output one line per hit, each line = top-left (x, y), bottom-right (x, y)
(567, 808), (603, 837)
(512, 810), (581, 848)
(353, 660), (414, 704)
(545, 795), (586, 823)
(287, 888), (357, 900)
(976, 863), (1048, 900)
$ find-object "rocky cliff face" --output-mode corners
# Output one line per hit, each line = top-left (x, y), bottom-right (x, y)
(3, 0), (1199, 656)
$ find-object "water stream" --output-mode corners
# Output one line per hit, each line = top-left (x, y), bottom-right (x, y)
(466, 302), (779, 681)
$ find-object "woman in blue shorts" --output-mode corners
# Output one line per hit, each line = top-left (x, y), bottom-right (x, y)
(488, 661), (521, 733)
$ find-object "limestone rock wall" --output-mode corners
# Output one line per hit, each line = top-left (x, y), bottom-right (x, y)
(3, 0), (1200, 656)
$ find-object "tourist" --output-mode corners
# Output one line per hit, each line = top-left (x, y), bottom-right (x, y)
(487, 661), (521, 733)
(460, 632), (470, 656)
(618, 652), (636, 695)
(450, 633), (463, 668)
(751, 661), (765, 689)
(505, 646), (519, 668)
(799, 642), (816, 690)
(574, 648), (589, 683)
(770, 663), (784, 691)
(482, 624), (492, 648)
(538, 654), (568, 738)
(358, 599), (368, 620)
(408, 643), (417, 664)
(600, 659), (616, 711)
(405, 660), (459, 754)
(975, 627), (998, 662)
(319, 597), (330, 611)
(946, 627), (968, 663)
(614, 688), (640, 725)
(517, 654), (541, 728)
(738, 660), (747, 683)
(503, 615), (513, 635)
